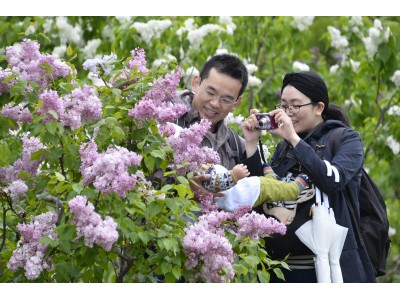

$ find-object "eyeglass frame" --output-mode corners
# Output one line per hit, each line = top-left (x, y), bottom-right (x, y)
(275, 102), (315, 114)
(199, 81), (239, 106)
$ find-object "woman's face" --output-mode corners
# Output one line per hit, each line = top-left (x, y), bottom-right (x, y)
(280, 85), (324, 134)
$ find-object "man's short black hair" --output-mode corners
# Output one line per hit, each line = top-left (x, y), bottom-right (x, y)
(199, 54), (248, 97)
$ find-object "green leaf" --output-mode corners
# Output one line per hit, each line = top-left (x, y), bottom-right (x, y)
(55, 171), (65, 182)
(150, 149), (166, 160)
(59, 239), (71, 254)
(144, 156), (155, 172)
(161, 261), (172, 274)
(45, 121), (58, 134)
(174, 184), (188, 198)
(72, 182), (84, 194)
(145, 201), (163, 219)
(257, 270), (270, 283)
(165, 198), (178, 213)
(243, 255), (260, 267)
(171, 265), (181, 279)
(39, 236), (59, 247)
(30, 149), (44, 161)
(138, 231), (151, 245)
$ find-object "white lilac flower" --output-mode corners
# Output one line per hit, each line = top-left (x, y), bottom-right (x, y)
(390, 70), (400, 86)
(131, 19), (172, 44)
(52, 45), (67, 58)
(225, 112), (245, 126)
(25, 25), (36, 35)
(386, 135), (400, 155)
(292, 61), (310, 72)
(101, 24), (114, 42)
(248, 75), (261, 87)
(388, 105), (400, 116)
(187, 24), (222, 49)
(363, 19), (391, 60)
(42, 18), (53, 33)
(292, 16), (315, 31)
(115, 16), (132, 24)
(55, 17), (83, 46)
(215, 48), (229, 55)
(328, 26), (349, 53)
(219, 16), (236, 35)
(81, 39), (101, 59)
(176, 18), (196, 37)
(349, 16), (363, 27)
(330, 64), (340, 74)
(245, 63), (258, 75)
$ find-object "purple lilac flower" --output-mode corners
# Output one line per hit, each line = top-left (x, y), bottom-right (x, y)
(68, 195), (119, 251)
(7, 212), (58, 280)
(0, 67), (18, 95)
(4, 179), (28, 201)
(167, 119), (220, 174)
(236, 211), (287, 239)
(128, 48), (149, 73)
(62, 85), (103, 129)
(128, 66), (187, 124)
(5, 39), (71, 88)
(1, 102), (33, 123)
(183, 211), (234, 282)
(79, 141), (142, 198)
(37, 89), (64, 122)
(0, 133), (45, 183)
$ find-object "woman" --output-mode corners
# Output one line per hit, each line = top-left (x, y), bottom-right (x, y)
(241, 71), (376, 282)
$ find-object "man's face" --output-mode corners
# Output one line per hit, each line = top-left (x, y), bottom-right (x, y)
(191, 68), (242, 131)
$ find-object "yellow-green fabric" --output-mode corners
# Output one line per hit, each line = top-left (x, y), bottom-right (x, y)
(253, 174), (300, 207)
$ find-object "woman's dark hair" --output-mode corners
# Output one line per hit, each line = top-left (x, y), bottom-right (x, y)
(281, 71), (329, 119)
(199, 54), (248, 97)
(325, 103), (350, 127)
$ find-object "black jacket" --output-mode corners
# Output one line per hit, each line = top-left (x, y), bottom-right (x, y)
(243, 120), (376, 282)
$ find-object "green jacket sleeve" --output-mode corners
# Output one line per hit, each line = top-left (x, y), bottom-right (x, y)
(254, 175), (300, 207)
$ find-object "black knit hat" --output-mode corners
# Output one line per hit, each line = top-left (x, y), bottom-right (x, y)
(281, 71), (329, 119)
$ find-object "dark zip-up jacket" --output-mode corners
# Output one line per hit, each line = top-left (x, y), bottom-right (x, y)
(243, 120), (376, 282)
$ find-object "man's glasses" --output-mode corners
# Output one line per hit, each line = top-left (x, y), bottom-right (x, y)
(200, 82), (238, 106)
(275, 103), (314, 114)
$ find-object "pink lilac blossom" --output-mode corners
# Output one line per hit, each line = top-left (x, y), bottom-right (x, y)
(1, 102), (33, 123)
(37, 89), (64, 122)
(79, 140), (142, 198)
(4, 179), (28, 201)
(236, 211), (287, 239)
(182, 211), (234, 282)
(5, 39), (71, 88)
(0, 67), (18, 95)
(0, 133), (46, 183)
(128, 66), (187, 124)
(110, 47), (148, 88)
(61, 85), (103, 129)
(166, 119), (220, 174)
(7, 212), (58, 280)
(128, 48), (149, 73)
(68, 195), (119, 251)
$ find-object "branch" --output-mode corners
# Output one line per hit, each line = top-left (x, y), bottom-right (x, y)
(38, 193), (64, 225)
(0, 203), (8, 253)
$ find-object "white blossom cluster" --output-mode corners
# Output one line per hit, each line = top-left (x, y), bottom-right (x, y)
(131, 19), (173, 44)
(292, 61), (310, 72)
(292, 16), (315, 31)
(386, 136), (400, 155)
(390, 70), (400, 86)
(362, 19), (391, 60)
(245, 62), (261, 87)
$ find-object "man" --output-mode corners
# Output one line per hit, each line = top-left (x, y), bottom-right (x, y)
(172, 54), (248, 170)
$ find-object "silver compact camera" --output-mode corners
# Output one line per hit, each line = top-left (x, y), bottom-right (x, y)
(255, 113), (278, 130)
